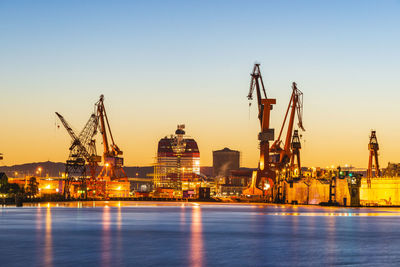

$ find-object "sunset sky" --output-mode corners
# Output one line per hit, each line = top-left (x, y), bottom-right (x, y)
(1, 0), (400, 168)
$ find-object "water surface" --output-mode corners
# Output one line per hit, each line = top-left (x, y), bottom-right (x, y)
(1, 202), (400, 266)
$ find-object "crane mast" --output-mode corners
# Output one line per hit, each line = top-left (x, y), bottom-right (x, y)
(290, 130), (301, 178)
(367, 130), (380, 187)
(95, 95), (127, 181)
(243, 64), (276, 198)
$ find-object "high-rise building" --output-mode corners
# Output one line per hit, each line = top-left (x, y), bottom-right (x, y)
(154, 125), (200, 197)
(213, 147), (240, 177)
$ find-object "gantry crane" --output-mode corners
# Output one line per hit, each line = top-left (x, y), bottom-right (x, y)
(243, 64), (276, 197)
(56, 112), (101, 198)
(367, 130), (380, 187)
(95, 95), (128, 181)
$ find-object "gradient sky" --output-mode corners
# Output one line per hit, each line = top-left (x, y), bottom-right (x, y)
(1, 0), (400, 168)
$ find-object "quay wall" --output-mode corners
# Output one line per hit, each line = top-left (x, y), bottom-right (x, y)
(285, 178), (352, 206)
(360, 177), (400, 206)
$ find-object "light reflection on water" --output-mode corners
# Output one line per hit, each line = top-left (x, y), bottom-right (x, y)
(3, 202), (400, 266)
(190, 205), (203, 267)
(45, 205), (53, 267)
(102, 205), (111, 267)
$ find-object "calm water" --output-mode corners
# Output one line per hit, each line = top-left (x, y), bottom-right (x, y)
(1, 202), (400, 267)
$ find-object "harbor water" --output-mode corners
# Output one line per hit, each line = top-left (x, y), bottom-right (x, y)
(1, 202), (400, 266)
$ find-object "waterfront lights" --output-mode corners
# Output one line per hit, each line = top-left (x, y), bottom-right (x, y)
(264, 183), (270, 191)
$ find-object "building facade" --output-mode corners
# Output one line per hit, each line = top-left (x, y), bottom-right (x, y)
(154, 125), (201, 197)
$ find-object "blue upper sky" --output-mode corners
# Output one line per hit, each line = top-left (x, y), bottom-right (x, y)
(1, 0), (399, 167)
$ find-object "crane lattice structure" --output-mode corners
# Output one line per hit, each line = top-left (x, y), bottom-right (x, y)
(56, 112), (101, 198)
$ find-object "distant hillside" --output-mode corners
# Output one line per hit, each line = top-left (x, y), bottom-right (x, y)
(0, 161), (65, 177)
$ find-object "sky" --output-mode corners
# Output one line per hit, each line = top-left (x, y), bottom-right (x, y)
(1, 0), (400, 168)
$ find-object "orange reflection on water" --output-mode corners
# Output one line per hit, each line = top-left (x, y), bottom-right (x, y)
(264, 212), (400, 217)
(117, 203), (122, 230)
(102, 206), (111, 267)
(44, 204), (53, 267)
(190, 204), (204, 267)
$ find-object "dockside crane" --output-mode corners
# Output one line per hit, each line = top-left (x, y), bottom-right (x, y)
(367, 130), (380, 187)
(56, 112), (101, 198)
(270, 82), (305, 177)
(243, 64), (276, 197)
(95, 95), (128, 181)
(269, 82), (304, 202)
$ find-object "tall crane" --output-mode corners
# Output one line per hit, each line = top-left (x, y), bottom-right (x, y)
(269, 82), (304, 202)
(270, 82), (305, 175)
(290, 129), (302, 178)
(243, 64), (276, 197)
(95, 95), (127, 181)
(56, 112), (101, 197)
(367, 130), (380, 187)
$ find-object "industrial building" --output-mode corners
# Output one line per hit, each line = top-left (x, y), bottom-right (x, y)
(213, 148), (240, 177)
(154, 125), (201, 197)
(218, 169), (252, 196)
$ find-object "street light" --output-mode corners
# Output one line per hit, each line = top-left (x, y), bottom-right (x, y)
(37, 167), (42, 177)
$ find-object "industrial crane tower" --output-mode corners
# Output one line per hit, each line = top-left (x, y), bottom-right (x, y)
(367, 130), (380, 187)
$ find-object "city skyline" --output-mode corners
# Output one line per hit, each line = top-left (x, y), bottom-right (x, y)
(1, 1), (400, 168)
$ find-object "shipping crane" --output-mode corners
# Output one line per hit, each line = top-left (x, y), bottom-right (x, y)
(269, 82), (304, 202)
(95, 95), (128, 181)
(270, 82), (305, 175)
(367, 130), (380, 188)
(243, 64), (276, 197)
(56, 112), (101, 198)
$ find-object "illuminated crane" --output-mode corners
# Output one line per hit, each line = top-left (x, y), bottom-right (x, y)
(270, 82), (305, 176)
(95, 95), (128, 181)
(367, 130), (380, 187)
(56, 112), (101, 198)
(269, 82), (304, 202)
(243, 64), (276, 197)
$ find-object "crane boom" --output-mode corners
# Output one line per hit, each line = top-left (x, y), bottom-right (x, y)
(56, 112), (81, 148)
(55, 112), (98, 162)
